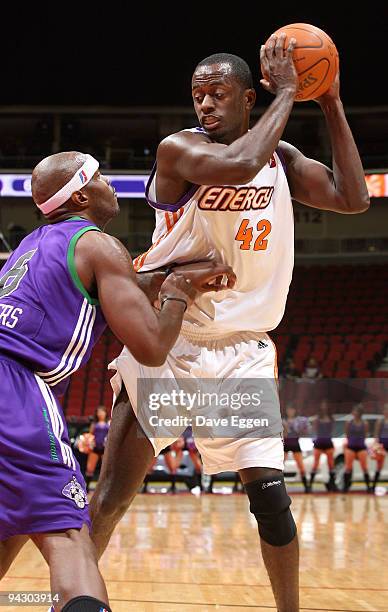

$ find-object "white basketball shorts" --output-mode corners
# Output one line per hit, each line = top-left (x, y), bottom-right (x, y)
(109, 330), (284, 475)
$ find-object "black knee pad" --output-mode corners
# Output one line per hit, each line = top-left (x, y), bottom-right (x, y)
(61, 596), (111, 612)
(244, 474), (297, 546)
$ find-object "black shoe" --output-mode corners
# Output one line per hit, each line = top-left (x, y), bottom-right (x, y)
(309, 471), (316, 492)
(328, 472), (338, 492)
(364, 472), (372, 493)
(372, 471), (380, 493)
(343, 471), (352, 492)
(302, 475), (310, 493)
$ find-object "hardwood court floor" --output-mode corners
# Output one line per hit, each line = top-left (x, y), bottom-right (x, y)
(2, 492), (387, 611)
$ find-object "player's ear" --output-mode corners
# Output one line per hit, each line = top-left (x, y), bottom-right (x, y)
(71, 190), (88, 208)
(245, 88), (256, 110)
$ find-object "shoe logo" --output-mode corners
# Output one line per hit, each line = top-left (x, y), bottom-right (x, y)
(257, 341), (268, 349)
(62, 476), (88, 509)
(262, 480), (282, 489)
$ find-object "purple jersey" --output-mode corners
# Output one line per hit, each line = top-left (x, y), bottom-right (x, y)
(313, 419), (334, 449)
(348, 420), (367, 450)
(0, 217), (106, 395)
(94, 421), (110, 449)
(314, 419), (333, 440)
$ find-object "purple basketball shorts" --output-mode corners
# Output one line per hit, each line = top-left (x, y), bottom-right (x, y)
(0, 356), (90, 541)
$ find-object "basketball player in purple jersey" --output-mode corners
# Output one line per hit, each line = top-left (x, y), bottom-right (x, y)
(0, 151), (235, 612)
(90, 36), (369, 612)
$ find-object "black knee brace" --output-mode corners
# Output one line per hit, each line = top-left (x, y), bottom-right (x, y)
(62, 596), (111, 612)
(244, 474), (297, 546)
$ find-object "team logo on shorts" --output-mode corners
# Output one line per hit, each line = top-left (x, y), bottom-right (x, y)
(62, 476), (88, 509)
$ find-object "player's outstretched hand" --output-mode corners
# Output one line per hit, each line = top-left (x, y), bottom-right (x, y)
(159, 261), (236, 311)
(260, 33), (298, 96)
(172, 261), (236, 292)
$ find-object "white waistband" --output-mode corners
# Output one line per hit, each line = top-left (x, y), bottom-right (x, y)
(180, 323), (269, 344)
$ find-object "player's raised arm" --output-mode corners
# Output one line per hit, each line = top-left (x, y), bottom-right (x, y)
(75, 231), (235, 367)
(278, 74), (370, 214)
(157, 34), (298, 187)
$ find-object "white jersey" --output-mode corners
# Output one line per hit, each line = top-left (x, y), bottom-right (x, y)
(134, 128), (294, 339)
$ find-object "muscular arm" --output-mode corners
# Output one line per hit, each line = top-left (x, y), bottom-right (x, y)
(279, 78), (370, 214)
(75, 232), (187, 367)
(136, 270), (167, 305)
(157, 88), (296, 187)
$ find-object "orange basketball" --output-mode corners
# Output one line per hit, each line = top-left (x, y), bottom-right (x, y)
(262, 23), (339, 101)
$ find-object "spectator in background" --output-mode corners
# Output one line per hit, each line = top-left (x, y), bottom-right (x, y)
(171, 427), (203, 495)
(163, 444), (180, 493)
(143, 432), (204, 495)
(302, 357), (323, 379)
(283, 405), (311, 493)
(283, 358), (300, 380)
(371, 403), (388, 491)
(343, 404), (371, 493)
(141, 446), (178, 493)
(85, 406), (110, 492)
(310, 400), (337, 492)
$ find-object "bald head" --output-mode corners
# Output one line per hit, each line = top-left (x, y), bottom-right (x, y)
(32, 151), (87, 206)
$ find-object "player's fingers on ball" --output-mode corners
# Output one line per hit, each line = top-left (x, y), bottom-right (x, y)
(275, 32), (286, 54)
(260, 46), (269, 64)
(262, 52), (271, 73)
(265, 36), (276, 57)
(260, 47), (270, 70)
(287, 37), (297, 54)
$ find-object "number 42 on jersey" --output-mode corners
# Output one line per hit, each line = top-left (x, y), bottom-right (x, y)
(235, 219), (272, 251)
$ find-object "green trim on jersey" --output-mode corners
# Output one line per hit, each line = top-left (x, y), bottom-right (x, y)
(67, 226), (101, 305)
(65, 216), (89, 223)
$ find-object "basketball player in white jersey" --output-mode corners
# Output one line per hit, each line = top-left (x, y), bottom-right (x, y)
(90, 34), (369, 611)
